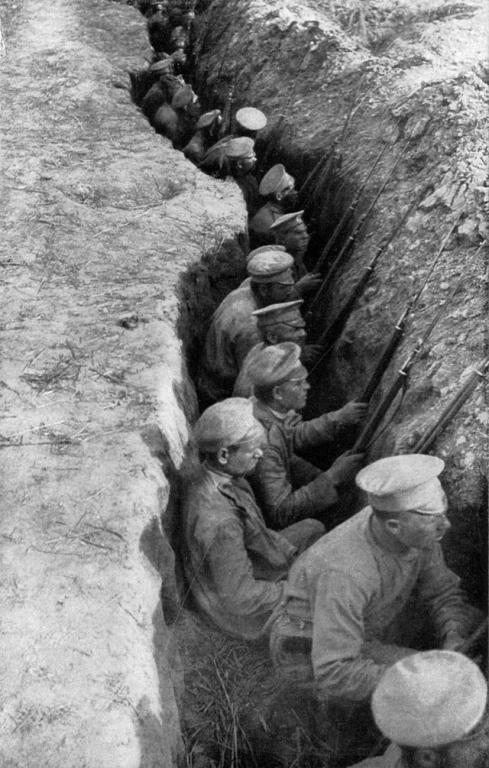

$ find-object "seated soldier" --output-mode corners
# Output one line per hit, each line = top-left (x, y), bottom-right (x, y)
(197, 249), (303, 408)
(182, 109), (222, 164)
(182, 398), (324, 640)
(233, 300), (321, 398)
(234, 107), (268, 141)
(248, 342), (366, 529)
(270, 210), (310, 278)
(199, 136), (260, 214)
(349, 650), (488, 768)
(249, 163), (299, 248)
(269, 454), (482, 706)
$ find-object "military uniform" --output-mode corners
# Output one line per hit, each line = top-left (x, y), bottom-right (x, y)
(249, 201), (283, 245)
(197, 278), (260, 404)
(270, 504), (475, 702)
(183, 463), (324, 640)
(250, 399), (348, 528)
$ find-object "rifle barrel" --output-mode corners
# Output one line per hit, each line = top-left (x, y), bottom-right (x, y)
(458, 618), (488, 656)
(413, 358), (489, 453)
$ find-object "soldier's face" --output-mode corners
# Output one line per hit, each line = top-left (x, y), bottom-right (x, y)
(274, 366), (310, 412)
(268, 323), (307, 348)
(395, 508), (451, 550)
(238, 152), (257, 173)
(283, 226), (309, 256)
(221, 430), (264, 476)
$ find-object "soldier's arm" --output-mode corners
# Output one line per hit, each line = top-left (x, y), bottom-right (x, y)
(292, 412), (343, 454)
(417, 544), (476, 642)
(206, 518), (284, 618)
(311, 569), (390, 702)
(250, 443), (339, 528)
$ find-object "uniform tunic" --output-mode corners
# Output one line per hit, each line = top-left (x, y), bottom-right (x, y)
(197, 278), (260, 403)
(233, 341), (267, 398)
(182, 464), (297, 639)
(250, 400), (343, 528)
(274, 507), (471, 702)
(249, 201), (283, 246)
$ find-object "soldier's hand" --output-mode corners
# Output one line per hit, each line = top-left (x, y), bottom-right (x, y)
(335, 401), (368, 426)
(301, 344), (323, 366)
(295, 272), (322, 295)
(328, 452), (365, 487)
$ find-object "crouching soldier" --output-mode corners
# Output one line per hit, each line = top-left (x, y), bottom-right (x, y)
(249, 164), (300, 248)
(197, 249), (299, 408)
(349, 650), (488, 767)
(199, 136), (261, 213)
(247, 342), (366, 529)
(233, 300), (322, 398)
(182, 398), (324, 640)
(182, 109), (222, 164)
(270, 454), (483, 706)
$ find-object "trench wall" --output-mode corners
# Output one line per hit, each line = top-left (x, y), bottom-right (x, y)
(0, 1), (245, 765)
(196, 0), (488, 598)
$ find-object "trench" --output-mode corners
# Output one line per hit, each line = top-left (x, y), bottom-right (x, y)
(112, 1), (488, 766)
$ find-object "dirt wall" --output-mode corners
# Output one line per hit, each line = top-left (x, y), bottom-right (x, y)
(196, 0), (488, 598)
(0, 0), (245, 765)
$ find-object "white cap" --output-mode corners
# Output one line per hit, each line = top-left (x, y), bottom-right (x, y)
(372, 650), (487, 747)
(194, 398), (261, 452)
(355, 454), (445, 514)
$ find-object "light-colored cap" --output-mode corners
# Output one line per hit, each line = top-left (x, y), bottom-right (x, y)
(194, 398), (261, 452)
(247, 250), (294, 284)
(355, 454), (445, 514)
(269, 210), (306, 233)
(372, 650), (487, 748)
(247, 342), (304, 388)
(259, 164), (294, 196)
(172, 84), (197, 109)
(150, 58), (173, 74)
(196, 109), (222, 130)
(224, 136), (255, 159)
(253, 300), (304, 328)
(246, 245), (286, 265)
(236, 107), (267, 132)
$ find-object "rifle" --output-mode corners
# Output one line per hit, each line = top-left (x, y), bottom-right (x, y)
(359, 217), (461, 403)
(306, 145), (408, 326)
(218, 81), (235, 138)
(299, 74), (366, 207)
(308, 193), (424, 375)
(457, 618), (488, 657)
(312, 143), (388, 275)
(412, 357), (489, 454)
(352, 274), (462, 452)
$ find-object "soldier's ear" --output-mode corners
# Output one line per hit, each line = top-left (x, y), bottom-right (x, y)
(275, 190), (284, 202)
(217, 447), (229, 466)
(384, 517), (401, 536)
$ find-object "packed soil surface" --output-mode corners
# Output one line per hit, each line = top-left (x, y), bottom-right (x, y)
(0, 0), (244, 765)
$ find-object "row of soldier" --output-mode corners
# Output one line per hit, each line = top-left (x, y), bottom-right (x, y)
(130, 3), (488, 766)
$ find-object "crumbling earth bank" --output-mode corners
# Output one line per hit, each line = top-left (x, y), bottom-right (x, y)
(0, 0), (245, 766)
(197, 0), (488, 599)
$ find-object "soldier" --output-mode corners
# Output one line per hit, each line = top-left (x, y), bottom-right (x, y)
(270, 210), (310, 277)
(199, 136), (261, 213)
(152, 83), (201, 147)
(182, 109), (222, 164)
(233, 300), (321, 398)
(269, 454), (482, 707)
(349, 650), (488, 767)
(197, 249), (300, 407)
(182, 398), (325, 640)
(249, 163), (299, 247)
(248, 342), (366, 529)
(141, 70), (184, 122)
(234, 106), (268, 140)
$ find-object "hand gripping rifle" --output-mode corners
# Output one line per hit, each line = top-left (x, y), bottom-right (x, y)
(306, 143), (408, 326)
(308, 192), (424, 375)
(412, 357), (489, 454)
(352, 274), (462, 453)
(359, 216), (461, 404)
